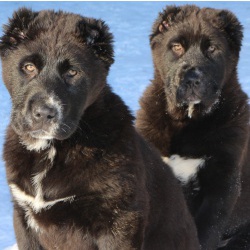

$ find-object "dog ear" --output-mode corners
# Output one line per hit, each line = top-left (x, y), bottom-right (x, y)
(158, 6), (182, 33)
(203, 8), (243, 53)
(76, 18), (114, 68)
(150, 6), (181, 41)
(150, 5), (183, 48)
(150, 5), (201, 44)
(0, 8), (38, 56)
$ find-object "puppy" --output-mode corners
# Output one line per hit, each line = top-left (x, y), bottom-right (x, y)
(0, 8), (199, 250)
(136, 5), (250, 250)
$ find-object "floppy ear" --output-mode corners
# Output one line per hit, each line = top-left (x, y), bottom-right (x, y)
(203, 8), (243, 53)
(0, 8), (38, 56)
(150, 5), (199, 47)
(150, 5), (181, 44)
(76, 18), (114, 68)
(216, 10), (243, 52)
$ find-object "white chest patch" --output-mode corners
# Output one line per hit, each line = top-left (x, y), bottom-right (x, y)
(162, 154), (205, 184)
(10, 183), (75, 213)
(10, 184), (75, 232)
(23, 138), (51, 152)
(10, 154), (75, 231)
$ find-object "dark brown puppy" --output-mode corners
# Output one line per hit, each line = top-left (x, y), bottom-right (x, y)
(0, 8), (199, 250)
(136, 5), (250, 250)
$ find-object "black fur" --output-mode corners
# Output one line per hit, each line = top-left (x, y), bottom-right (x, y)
(136, 5), (250, 250)
(1, 8), (199, 250)
(0, 8), (114, 67)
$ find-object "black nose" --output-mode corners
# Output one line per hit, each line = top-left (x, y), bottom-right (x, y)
(183, 69), (201, 87)
(32, 105), (58, 123)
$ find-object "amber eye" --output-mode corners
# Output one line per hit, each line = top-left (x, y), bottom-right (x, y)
(67, 69), (77, 77)
(23, 63), (37, 73)
(207, 45), (216, 53)
(172, 43), (185, 56)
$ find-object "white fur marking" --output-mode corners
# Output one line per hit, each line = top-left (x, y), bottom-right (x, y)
(47, 95), (62, 121)
(25, 207), (41, 232)
(24, 138), (51, 152)
(188, 101), (200, 118)
(21, 94), (62, 152)
(10, 184), (75, 213)
(205, 98), (220, 114)
(47, 146), (56, 162)
(10, 165), (74, 232)
(162, 154), (205, 184)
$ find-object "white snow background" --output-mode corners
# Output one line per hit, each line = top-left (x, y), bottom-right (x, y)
(0, 1), (249, 249)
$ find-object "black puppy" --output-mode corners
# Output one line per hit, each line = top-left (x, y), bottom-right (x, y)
(136, 5), (250, 250)
(0, 8), (199, 250)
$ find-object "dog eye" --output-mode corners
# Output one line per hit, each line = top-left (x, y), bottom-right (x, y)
(172, 43), (185, 56)
(23, 63), (37, 73)
(207, 45), (216, 53)
(66, 69), (78, 77)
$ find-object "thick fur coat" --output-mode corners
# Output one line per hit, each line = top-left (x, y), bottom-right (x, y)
(136, 5), (250, 250)
(1, 8), (199, 250)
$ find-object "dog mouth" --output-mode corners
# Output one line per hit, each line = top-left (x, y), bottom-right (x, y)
(28, 124), (75, 141)
(176, 92), (201, 118)
(11, 113), (79, 142)
(17, 122), (77, 152)
(29, 129), (55, 140)
(12, 108), (78, 141)
(185, 92), (201, 104)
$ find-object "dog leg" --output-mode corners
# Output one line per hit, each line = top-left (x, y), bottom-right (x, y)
(13, 208), (43, 250)
(195, 186), (239, 250)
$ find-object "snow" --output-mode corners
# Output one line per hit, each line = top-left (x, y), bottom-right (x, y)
(3, 244), (18, 250)
(0, 2), (249, 249)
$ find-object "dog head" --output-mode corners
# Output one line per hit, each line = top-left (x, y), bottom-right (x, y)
(150, 5), (243, 118)
(0, 8), (114, 150)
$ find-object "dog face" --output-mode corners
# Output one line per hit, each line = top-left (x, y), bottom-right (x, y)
(150, 5), (243, 117)
(0, 8), (114, 149)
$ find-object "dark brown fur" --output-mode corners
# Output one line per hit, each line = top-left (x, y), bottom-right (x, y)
(136, 5), (250, 250)
(1, 8), (199, 250)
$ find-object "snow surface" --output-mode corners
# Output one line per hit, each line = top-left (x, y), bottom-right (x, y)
(0, 2), (249, 249)
(3, 244), (17, 250)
